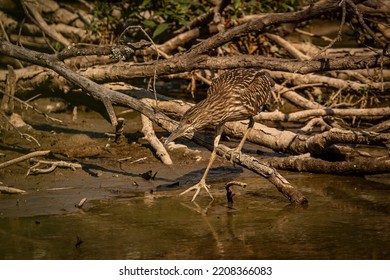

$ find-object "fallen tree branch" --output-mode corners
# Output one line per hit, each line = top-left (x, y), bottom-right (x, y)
(78, 53), (390, 82)
(26, 159), (82, 175)
(271, 70), (383, 92)
(300, 117), (332, 132)
(0, 186), (26, 194)
(298, 0), (346, 69)
(265, 33), (310, 61)
(141, 114), (173, 165)
(366, 120), (390, 133)
(57, 44), (134, 61)
(264, 153), (390, 174)
(255, 107), (390, 122)
(21, 0), (70, 47)
(306, 128), (390, 156)
(276, 84), (323, 109)
(0, 150), (51, 169)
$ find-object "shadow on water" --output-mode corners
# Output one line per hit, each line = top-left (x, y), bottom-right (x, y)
(1, 173), (390, 260)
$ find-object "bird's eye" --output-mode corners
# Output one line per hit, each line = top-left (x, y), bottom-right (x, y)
(186, 119), (192, 124)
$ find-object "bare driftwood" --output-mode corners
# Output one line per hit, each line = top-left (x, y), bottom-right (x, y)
(276, 84), (323, 109)
(265, 33), (310, 61)
(76, 53), (390, 82)
(141, 114), (173, 165)
(26, 159), (82, 176)
(271, 71), (389, 92)
(264, 154), (390, 175)
(0, 186), (26, 194)
(2, 59), (387, 106)
(367, 120), (390, 133)
(305, 128), (390, 157)
(21, 0), (70, 47)
(255, 107), (390, 122)
(0, 150), (51, 169)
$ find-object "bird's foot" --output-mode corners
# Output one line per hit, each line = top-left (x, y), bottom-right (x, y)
(224, 148), (242, 164)
(179, 180), (214, 202)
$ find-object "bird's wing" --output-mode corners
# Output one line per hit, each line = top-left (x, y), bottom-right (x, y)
(240, 71), (274, 114)
(207, 69), (256, 97)
(206, 69), (274, 114)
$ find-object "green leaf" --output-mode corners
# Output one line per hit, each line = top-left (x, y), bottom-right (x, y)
(153, 23), (170, 38)
(178, 18), (190, 29)
(142, 19), (156, 28)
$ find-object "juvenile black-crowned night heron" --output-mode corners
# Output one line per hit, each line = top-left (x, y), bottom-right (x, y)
(165, 68), (275, 201)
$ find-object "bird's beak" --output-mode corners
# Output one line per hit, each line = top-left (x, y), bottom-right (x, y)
(164, 124), (192, 145)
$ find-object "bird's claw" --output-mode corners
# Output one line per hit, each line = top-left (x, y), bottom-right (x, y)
(224, 148), (242, 164)
(179, 180), (214, 201)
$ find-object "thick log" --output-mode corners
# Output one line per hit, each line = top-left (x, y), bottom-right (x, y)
(77, 54), (390, 83)
(264, 154), (390, 175)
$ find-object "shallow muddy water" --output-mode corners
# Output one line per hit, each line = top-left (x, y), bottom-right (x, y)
(1, 172), (390, 260)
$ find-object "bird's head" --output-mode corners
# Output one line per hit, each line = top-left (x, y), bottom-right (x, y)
(164, 103), (209, 145)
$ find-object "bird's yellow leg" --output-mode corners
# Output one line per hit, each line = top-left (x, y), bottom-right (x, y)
(180, 126), (223, 201)
(225, 117), (254, 163)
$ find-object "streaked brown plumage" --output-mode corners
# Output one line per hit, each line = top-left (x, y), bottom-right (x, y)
(165, 68), (275, 201)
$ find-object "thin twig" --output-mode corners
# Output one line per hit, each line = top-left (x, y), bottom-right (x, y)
(294, 28), (332, 42)
(0, 150), (51, 169)
(118, 156), (132, 162)
(0, 186), (26, 194)
(129, 157), (147, 164)
(27, 159), (82, 176)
